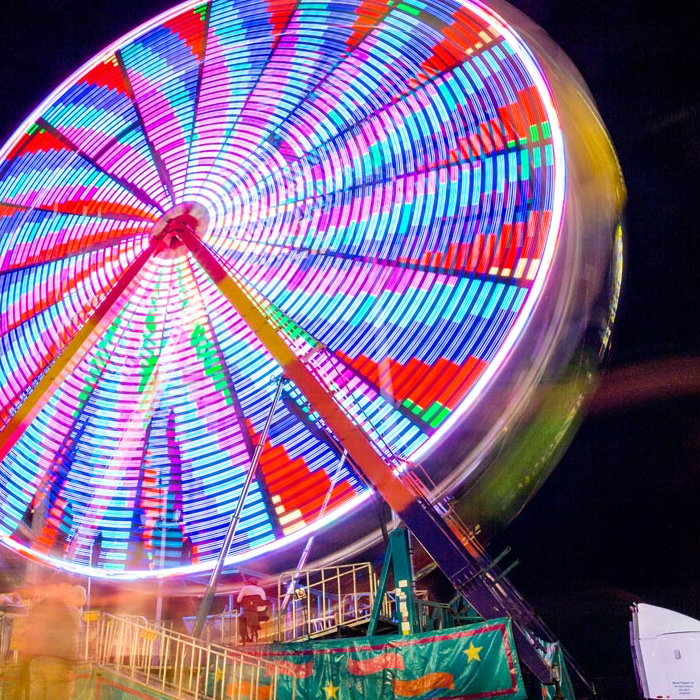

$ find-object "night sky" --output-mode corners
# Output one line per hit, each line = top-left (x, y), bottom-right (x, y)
(1, 1), (699, 697)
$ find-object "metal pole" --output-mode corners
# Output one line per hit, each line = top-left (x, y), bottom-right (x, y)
(87, 538), (93, 613)
(281, 450), (347, 610)
(155, 483), (170, 631)
(192, 377), (286, 638)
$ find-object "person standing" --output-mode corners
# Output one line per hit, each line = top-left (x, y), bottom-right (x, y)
(26, 581), (86, 700)
(236, 579), (267, 644)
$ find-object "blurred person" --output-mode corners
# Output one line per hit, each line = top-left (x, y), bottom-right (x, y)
(180, 532), (194, 565)
(5, 592), (29, 700)
(236, 579), (267, 644)
(25, 580), (86, 700)
(0, 590), (23, 608)
(50, 501), (74, 559)
(152, 510), (187, 568)
(126, 508), (150, 571)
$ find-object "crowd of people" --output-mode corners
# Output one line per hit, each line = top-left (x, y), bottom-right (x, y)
(0, 573), (272, 698)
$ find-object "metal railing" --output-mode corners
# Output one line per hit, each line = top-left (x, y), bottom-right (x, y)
(2, 609), (285, 699)
(1, 569), (483, 698)
(86, 612), (282, 700)
(277, 562), (391, 641)
(412, 591), (483, 632)
(0, 610), (22, 666)
(415, 599), (462, 632)
(182, 603), (277, 647)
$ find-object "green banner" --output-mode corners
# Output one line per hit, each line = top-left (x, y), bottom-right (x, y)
(244, 618), (526, 700)
(539, 642), (575, 700)
(72, 667), (174, 700)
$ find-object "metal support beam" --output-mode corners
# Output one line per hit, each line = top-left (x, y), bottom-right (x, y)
(368, 528), (418, 636)
(191, 377), (286, 639)
(179, 230), (557, 683)
(0, 239), (163, 464)
(178, 228), (428, 518)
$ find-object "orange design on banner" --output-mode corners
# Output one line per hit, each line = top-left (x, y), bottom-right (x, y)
(226, 680), (272, 699)
(393, 672), (455, 697)
(348, 653), (404, 675)
(266, 660), (315, 678)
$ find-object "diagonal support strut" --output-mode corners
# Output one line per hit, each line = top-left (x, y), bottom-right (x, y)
(178, 228), (558, 683)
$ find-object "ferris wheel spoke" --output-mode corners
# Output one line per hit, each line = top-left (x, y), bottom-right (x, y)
(200, 0), (458, 199)
(314, 241), (530, 286)
(0, 129), (163, 223)
(203, 3), (494, 201)
(190, 0), (404, 192)
(63, 267), (193, 562)
(242, 63), (513, 213)
(19, 316), (134, 556)
(182, 253), (256, 457)
(178, 229), (423, 470)
(32, 118), (166, 215)
(0, 250), (149, 349)
(116, 4), (211, 204)
(238, 61), (526, 220)
(27, 48), (177, 213)
(208, 237), (520, 435)
(182, 253), (285, 537)
(224, 157), (530, 287)
(267, 260), (493, 431)
(0, 221), (150, 281)
(217, 227), (525, 293)
(140, 259), (285, 553)
(0, 238), (163, 464)
(183, 2), (212, 194)
(185, 0), (304, 198)
(114, 51), (177, 206)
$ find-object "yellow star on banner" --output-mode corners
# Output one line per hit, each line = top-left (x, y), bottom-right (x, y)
(464, 641), (483, 663)
(323, 681), (340, 699)
(214, 667), (225, 683)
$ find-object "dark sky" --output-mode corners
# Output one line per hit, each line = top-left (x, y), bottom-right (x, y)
(1, 1), (699, 697)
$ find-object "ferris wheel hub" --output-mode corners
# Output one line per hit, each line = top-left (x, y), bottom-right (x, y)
(150, 202), (210, 256)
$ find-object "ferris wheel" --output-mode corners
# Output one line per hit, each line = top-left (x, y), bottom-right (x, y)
(0, 0), (623, 579)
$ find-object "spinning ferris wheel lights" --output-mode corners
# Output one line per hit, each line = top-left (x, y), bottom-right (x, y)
(0, 0), (622, 580)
